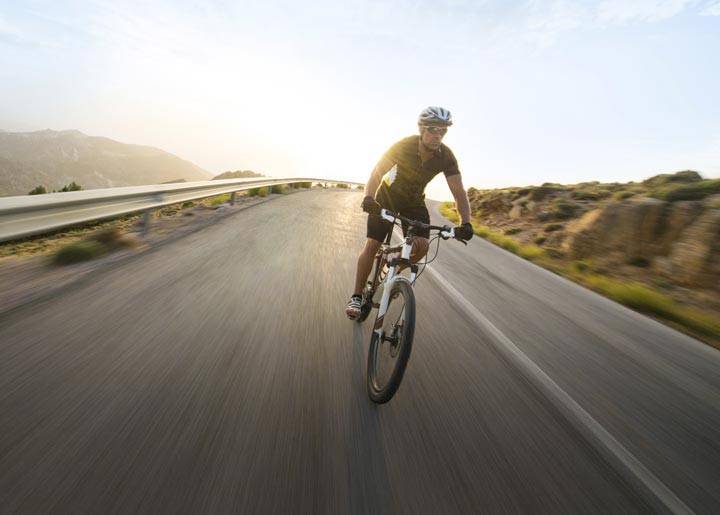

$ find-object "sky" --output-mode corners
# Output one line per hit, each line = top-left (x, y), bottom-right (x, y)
(1, 0), (719, 199)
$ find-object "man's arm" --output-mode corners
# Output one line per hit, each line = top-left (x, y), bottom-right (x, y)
(446, 174), (471, 224)
(364, 157), (394, 199)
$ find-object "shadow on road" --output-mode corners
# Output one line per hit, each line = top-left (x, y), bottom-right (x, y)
(343, 322), (395, 515)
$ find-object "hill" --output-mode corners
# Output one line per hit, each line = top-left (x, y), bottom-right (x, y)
(0, 129), (211, 196)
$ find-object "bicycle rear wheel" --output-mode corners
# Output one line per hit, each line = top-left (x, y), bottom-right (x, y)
(367, 277), (415, 404)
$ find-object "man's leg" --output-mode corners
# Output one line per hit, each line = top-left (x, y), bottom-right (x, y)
(410, 237), (429, 263)
(353, 238), (382, 295)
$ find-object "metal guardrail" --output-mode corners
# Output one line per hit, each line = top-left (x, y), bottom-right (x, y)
(0, 177), (362, 242)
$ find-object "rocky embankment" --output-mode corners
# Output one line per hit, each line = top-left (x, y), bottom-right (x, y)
(467, 171), (720, 316)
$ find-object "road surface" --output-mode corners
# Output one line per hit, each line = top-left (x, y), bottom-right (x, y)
(1, 189), (718, 514)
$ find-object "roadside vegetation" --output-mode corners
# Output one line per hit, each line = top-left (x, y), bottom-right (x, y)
(440, 169), (720, 347)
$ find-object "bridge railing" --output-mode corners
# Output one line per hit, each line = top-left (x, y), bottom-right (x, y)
(0, 177), (361, 242)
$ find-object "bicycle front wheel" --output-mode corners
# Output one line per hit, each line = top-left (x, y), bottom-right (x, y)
(367, 277), (416, 404)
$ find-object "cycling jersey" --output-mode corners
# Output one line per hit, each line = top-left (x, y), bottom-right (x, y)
(375, 135), (460, 210)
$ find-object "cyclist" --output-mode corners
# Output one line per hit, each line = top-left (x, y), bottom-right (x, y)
(346, 106), (474, 320)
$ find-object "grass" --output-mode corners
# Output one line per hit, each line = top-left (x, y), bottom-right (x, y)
(574, 274), (720, 339)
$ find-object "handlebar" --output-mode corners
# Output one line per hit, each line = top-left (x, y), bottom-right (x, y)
(379, 208), (465, 243)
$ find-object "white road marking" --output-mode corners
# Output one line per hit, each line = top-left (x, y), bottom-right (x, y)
(426, 264), (694, 515)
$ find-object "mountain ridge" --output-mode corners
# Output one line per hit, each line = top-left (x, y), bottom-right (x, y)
(0, 129), (212, 196)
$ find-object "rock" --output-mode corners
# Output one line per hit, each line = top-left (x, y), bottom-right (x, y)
(562, 198), (669, 261)
(669, 209), (720, 287)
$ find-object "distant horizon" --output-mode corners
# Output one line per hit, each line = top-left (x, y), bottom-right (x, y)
(1, 125), (716, 201)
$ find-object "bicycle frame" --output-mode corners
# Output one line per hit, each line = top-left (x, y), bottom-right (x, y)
(372, 231), (415, 334)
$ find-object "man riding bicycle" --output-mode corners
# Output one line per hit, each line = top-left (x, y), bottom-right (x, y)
(346, 106), (474, 320)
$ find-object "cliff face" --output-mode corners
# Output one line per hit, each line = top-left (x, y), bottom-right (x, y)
(562, 198), (719, 286)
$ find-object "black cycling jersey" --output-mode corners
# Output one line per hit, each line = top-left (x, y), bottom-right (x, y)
(375, 135), (460, 210)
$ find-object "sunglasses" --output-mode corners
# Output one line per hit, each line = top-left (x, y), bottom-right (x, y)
(423, 126), (448, 135)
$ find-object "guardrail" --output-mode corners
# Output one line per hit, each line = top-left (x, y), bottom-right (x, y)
(0, 177), (362, 243)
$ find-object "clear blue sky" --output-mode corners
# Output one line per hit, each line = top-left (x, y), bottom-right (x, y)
(1, 1), (719, 198)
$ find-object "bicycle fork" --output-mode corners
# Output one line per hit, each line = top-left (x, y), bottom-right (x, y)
(372, 239), (417, 338)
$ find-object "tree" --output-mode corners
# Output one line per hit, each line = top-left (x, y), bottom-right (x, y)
(28, 185), (47, 195)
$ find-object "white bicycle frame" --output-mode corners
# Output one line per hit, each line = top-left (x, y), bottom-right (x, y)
(372, 209), (454, 335)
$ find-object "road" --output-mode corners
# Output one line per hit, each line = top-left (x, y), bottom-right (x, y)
(1, 189), (718, 514)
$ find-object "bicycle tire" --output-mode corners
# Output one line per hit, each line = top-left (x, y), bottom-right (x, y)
(367, 276), (415, 404)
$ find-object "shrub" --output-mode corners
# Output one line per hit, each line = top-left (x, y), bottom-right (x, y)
(59, 181), (82, 192)
(650, 179), (720, 201)
(336, 183), (349, 189)
(627, 256), (651, 267)
(643, 170), (702, 188)
(247, 187), (261, 196)
(551, 200), (581, 219)
(28, 185), (47, 195)
(54, 240), (107, 264)
(181, 201), (195, 209)
(533, 236), (546, 245)
(209, 193), (231, 206)
(571, 260), (591, 273)
(504, 227), (521, 235)
(613, 190), (635, 200)
(544, 223), (563, 232)
(257, 187), (269, 197)
(270, 184), (286, 194)
(571, 189), (610, 200)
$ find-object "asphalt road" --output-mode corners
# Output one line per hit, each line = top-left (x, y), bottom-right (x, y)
(1, 189), (718, 514)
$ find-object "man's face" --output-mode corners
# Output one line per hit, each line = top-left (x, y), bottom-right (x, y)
(420, 125), (447, 150)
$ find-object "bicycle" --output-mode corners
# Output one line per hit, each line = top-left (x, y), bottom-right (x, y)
(356, 208), (466, 404)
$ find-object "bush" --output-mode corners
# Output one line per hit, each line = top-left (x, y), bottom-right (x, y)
(257, 187), (268, 197)
(504, 227), (521, 235)
(533, 236), (546, 245)
(650, 179), (720, 201)
(544, 223), (563, 232)
(571, 189), (610, 200)
(613, 190), (635, 200)
(270, 184), (286, 194)
(551, 200), (581, 220)
(181, 201), (195, 209)
(28, 185), (47, 195)
(54, 240), (107, 264)
(209, 193), (231, 206)
(643, 170), (702, 188)
(336, 183), (349, 189)
(59, 181), (82, 192)
(627, 256), (651, 267)
(571, 260), (591, 273)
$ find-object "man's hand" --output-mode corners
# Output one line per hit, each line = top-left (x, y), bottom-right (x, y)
(454, 222), (474, 241)
(362, 195), (381, 214)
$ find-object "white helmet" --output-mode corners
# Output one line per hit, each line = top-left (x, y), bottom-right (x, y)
(418, 106), (453, 127)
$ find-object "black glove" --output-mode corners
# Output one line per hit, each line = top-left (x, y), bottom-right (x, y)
(361, 195), (381, 214)
(454, 222), (474, 241)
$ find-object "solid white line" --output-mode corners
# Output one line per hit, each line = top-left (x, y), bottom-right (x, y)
(426, 264), (694, 515)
